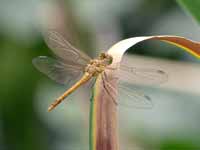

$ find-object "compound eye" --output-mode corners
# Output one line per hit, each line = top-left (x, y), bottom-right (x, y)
(100, 53), (106, 59)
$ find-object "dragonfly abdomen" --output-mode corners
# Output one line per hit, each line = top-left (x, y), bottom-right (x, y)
(48, 72), (92, 112)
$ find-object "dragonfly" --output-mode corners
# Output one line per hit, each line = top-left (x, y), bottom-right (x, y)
(33, 30), (168, 112)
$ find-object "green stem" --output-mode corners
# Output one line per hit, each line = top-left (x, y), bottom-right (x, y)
(89, 89), (95, 150)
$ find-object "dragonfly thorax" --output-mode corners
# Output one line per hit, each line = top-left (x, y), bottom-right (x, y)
(85, 53), (113, 76)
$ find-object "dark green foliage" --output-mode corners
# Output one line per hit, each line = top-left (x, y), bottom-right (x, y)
(177, 0), (200, 24)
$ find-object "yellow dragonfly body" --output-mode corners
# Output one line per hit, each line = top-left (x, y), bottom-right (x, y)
(48, 53), (113, 111)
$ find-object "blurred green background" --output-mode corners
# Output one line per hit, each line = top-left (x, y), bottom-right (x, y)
(0, 0), (200, 150)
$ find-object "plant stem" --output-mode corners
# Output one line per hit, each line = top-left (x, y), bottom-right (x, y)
(89, 89), (95, 150)
(89, 74), (119, 150)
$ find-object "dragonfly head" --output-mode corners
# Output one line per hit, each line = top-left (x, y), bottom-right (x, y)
(99, 52), (113, 66)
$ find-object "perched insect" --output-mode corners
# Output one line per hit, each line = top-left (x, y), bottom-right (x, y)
(33, 30), (167, 111)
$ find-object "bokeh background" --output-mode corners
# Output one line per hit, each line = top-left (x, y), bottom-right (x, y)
(0, 0), (200, 150)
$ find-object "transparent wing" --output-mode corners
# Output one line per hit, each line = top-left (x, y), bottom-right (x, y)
(118, 82), (153, 109)
(33, 56), (84, 85)
(43, 30), (91, 66)
(116, 64), (167, 109)
(101, 71), (153, 109)
(119, 64), (168, 85)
